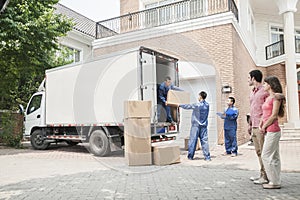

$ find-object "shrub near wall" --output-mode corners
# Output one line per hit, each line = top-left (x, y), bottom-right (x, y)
(0, 111), (23, 148)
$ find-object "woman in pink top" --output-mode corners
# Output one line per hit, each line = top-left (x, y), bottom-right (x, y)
(259, 76), (285, 189)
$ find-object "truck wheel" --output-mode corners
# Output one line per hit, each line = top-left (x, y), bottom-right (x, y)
(89, 130), (110, 156)
(31, 129), (50, 150)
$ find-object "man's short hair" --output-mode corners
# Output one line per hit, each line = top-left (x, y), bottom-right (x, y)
(229, 96), (235, 105)
(249, 70), (263, 83)
(165, 76), (171, 81)
(199, 91), (207, 100)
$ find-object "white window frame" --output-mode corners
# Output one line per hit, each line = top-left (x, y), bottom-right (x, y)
(58, 44), (82, 64)
(269, 24), (284, 43)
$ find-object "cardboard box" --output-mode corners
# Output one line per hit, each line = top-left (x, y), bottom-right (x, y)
(124, 118), (151, 138)
(124, 100), (152, 118)
(124, 117), (152, 166)
(167, 90), (190, 105)
(124, 134), (151, 153)
(125, 152), (152, 166)
(124, 135), (152, 166)
(152, 145), (180, 166)
(184, 137), (201, 151)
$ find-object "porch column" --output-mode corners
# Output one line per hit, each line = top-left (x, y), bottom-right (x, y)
(276, 0), (300, 128)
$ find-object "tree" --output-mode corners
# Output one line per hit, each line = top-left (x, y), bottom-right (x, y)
(0, 0), (73, 110)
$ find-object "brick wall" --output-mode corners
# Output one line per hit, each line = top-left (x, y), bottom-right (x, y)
(120, 0), (139, 16)
(265, 63), (287, 124)
(93, 24), (257, 145)
(232, 28), (257, 145)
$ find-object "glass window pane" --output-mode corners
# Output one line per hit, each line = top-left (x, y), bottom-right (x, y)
(27, 95), (42, 115)
(75, 50), (80, 62)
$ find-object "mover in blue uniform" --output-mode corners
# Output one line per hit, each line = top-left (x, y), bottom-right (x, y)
(157, 76), (182, 123)
(178, 91), (211, 161)
(217, 97), (239, 156)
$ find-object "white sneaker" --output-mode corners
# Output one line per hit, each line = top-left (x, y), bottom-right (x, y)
(253, 177), (268, 185)
(250, 176), (260, 181)
(262, 182), (281, 189)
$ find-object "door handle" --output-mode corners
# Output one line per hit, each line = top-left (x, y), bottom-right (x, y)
(37, 115), (40, 119)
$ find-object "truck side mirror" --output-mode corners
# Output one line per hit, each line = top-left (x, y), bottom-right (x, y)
(19, 104), (24, 114)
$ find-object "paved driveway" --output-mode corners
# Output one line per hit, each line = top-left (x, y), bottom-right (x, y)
(0, 140), (299, 200)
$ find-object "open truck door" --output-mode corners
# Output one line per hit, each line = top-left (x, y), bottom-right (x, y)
(140, 50), (157, 124)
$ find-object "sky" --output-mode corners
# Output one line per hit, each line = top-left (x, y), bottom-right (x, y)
(59, 0), (120, 21)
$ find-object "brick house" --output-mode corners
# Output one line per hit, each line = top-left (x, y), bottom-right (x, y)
(62, 0), (300, 145)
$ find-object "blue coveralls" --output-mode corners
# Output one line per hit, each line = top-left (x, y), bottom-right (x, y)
(157, 82), (181, 122)
(220, 106), (239, 155)
(180, 100), (211, 160)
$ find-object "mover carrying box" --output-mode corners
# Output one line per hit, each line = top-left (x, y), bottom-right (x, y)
(152, 144), (180, 166)
(124, 100), (152, 118)
(167, 90), (190, 105)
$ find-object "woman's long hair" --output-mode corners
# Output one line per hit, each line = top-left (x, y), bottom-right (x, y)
(264, 76), (285, 117)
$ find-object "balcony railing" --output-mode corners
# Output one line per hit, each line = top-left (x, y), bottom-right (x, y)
(96, 0), (238, 39)
(266, 38), (300, 60)
(265, 40), (284, 60)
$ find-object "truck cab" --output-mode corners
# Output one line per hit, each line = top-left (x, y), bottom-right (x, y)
(24, 91), (46, 138)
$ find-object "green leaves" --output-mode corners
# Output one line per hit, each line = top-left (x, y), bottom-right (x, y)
(0, 0), (73, 110)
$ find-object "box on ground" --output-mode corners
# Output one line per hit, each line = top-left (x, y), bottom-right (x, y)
(125, 151), (152, 166)
(124, 118), (151, 138)
(184, 136), (201, 151)
(124, 117), (152, 166)
(152, 144), (180, 166)
(167, 90), (190, 105)
(124, 134), (152, 166)
(124, 100), (152, 118)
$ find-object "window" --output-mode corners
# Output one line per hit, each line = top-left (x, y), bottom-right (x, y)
(269, 26), (284, 58)
(295, 30), (300, 53)
(270, 26), (284, 43)
(27, 95), (42, 115)
(57, 45), (81, 64)
(267, 26), (300, 59)
(66, 46), (81, 63)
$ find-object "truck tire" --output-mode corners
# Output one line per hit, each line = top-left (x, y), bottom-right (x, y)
(89, 130), (110, 156)
(31, 129), (50, 150)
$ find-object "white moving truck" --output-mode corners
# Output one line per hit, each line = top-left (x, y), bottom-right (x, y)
(22, 47), (180, 156)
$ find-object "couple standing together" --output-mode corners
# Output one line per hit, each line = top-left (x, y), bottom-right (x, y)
(248, 70), (285, 189)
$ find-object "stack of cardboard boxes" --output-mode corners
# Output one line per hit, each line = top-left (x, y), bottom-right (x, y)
(124, 90), (190, 166)
(124, 100), (152, 166)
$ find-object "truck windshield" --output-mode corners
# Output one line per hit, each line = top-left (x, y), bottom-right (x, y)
(27, 95), (42, 115)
